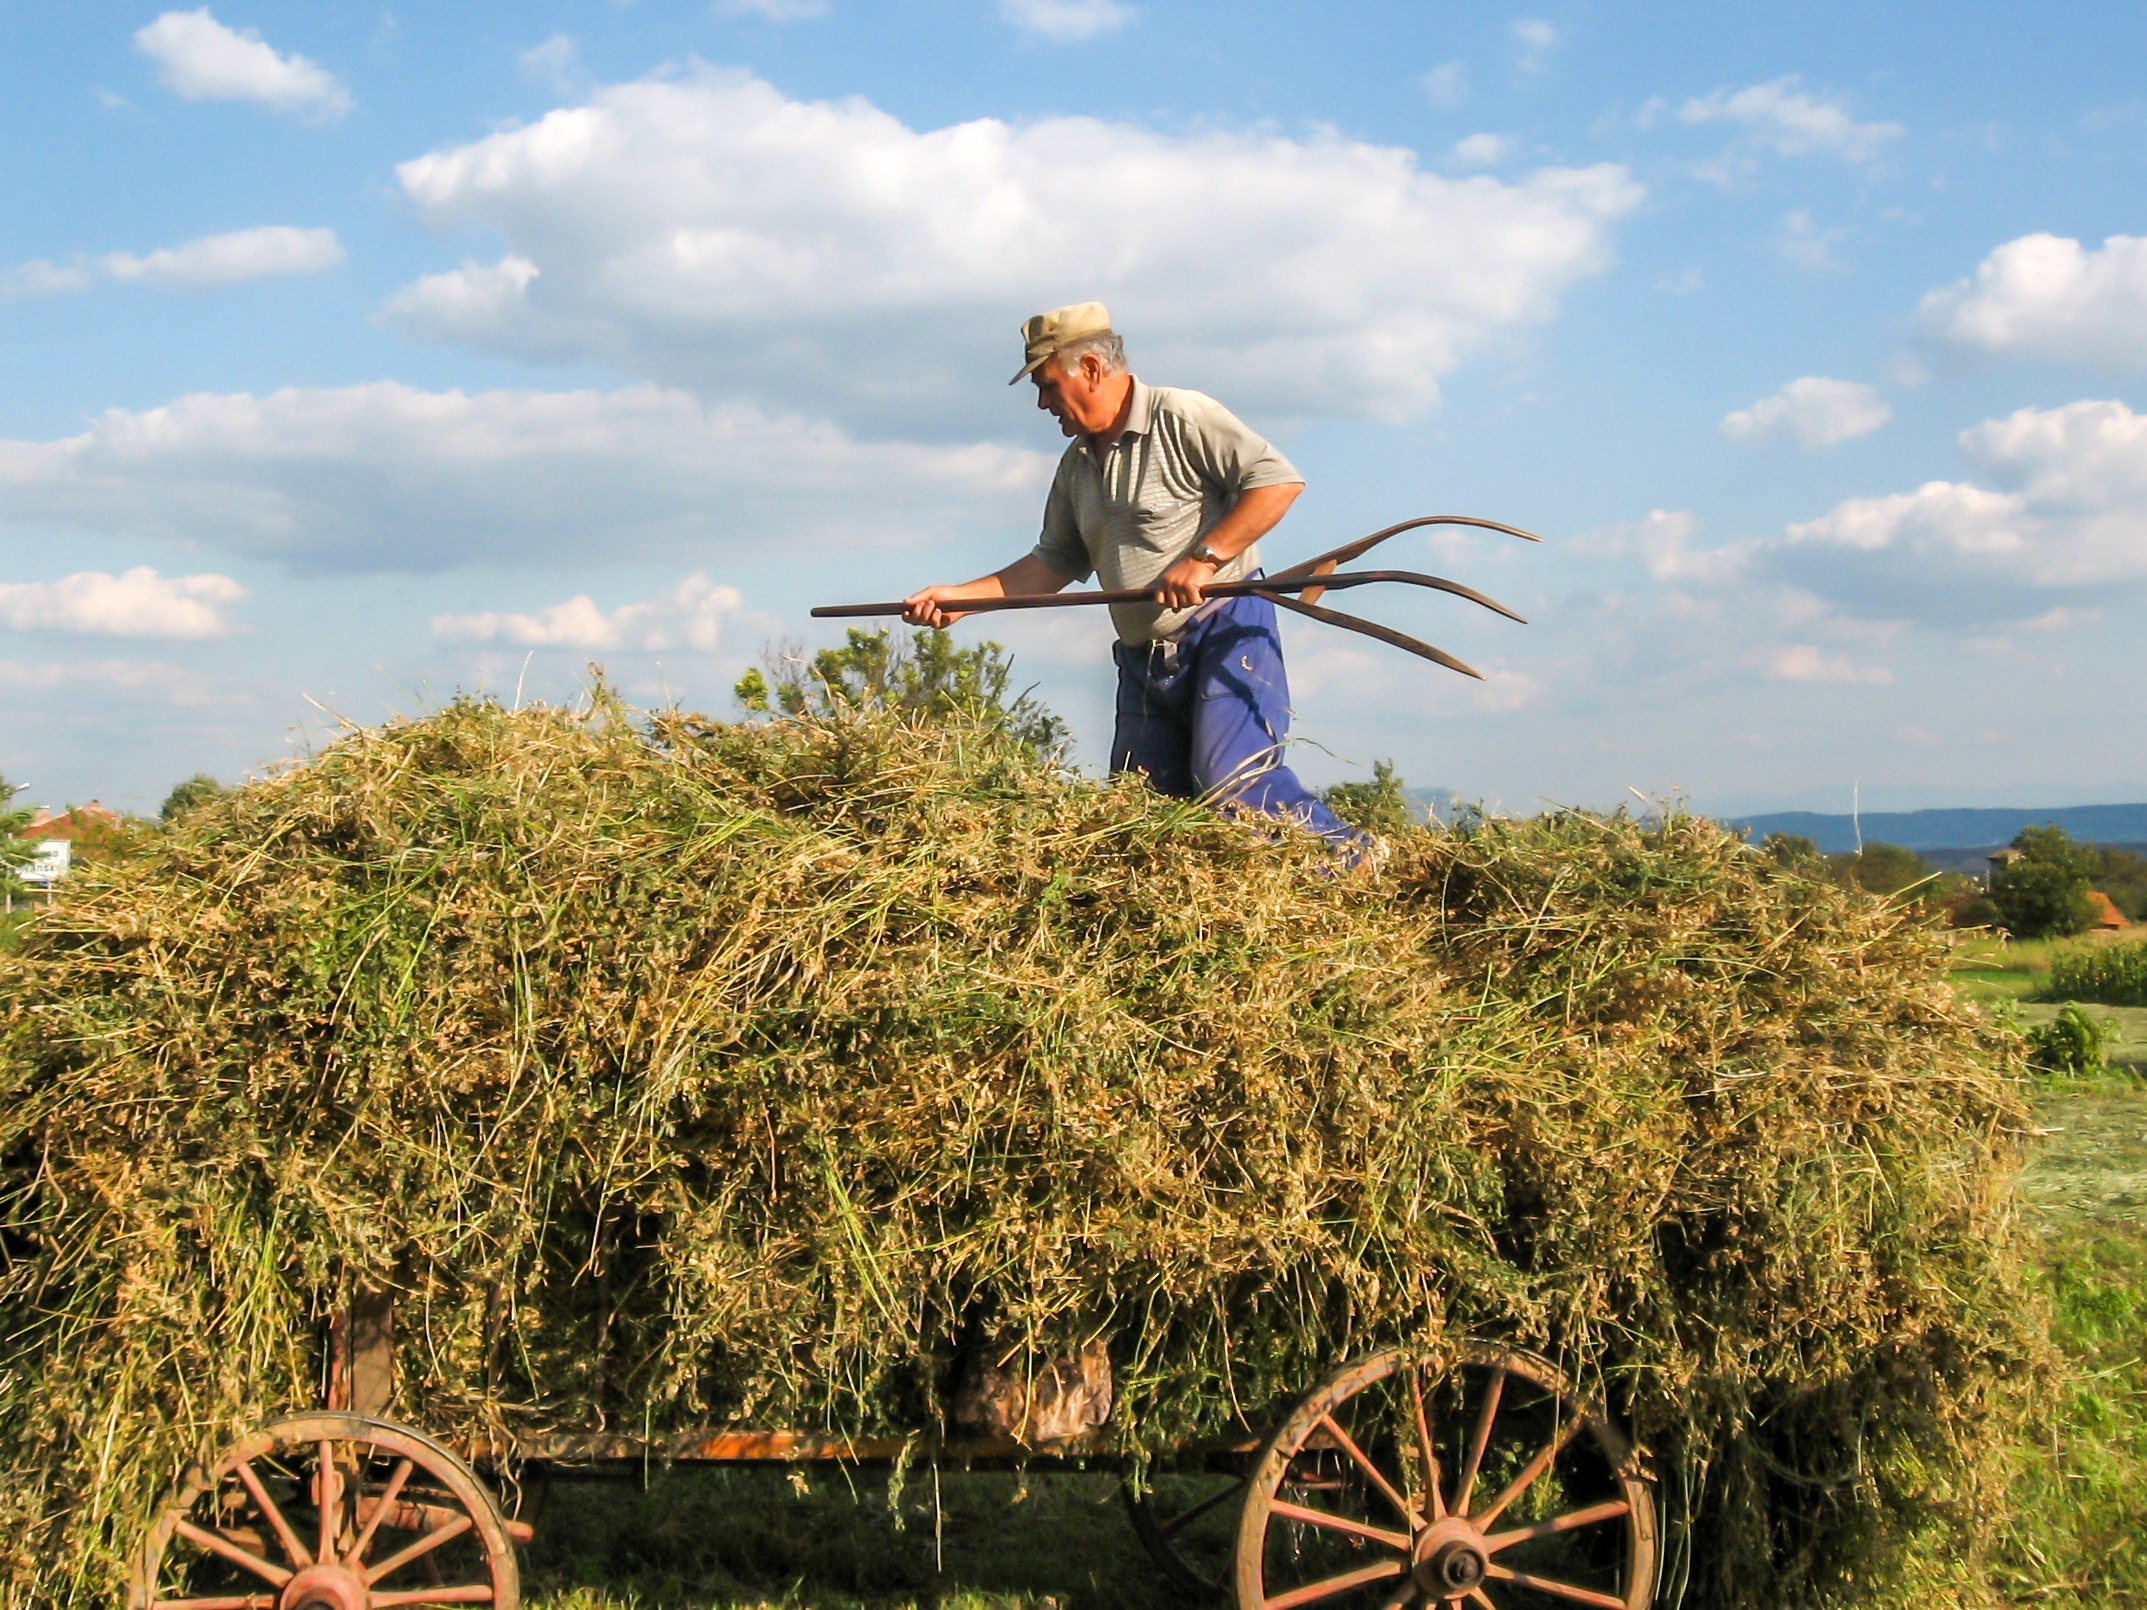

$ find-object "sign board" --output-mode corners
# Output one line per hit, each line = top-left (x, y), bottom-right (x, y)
(18, 839), (70, 886)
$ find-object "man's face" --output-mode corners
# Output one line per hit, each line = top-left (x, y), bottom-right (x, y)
(1031, 353), (1113, 437)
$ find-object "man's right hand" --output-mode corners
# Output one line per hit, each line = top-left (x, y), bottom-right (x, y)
(902, 586), (973, 629)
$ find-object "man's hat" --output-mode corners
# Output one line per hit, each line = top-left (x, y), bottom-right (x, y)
(1010, 301), (1114, 384)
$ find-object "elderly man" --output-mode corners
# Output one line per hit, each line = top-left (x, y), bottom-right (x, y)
(904, 303), (1356, 845)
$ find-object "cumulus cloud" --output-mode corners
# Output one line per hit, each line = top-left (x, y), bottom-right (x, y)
(517, 34), (581, 92)
(1511, 20), (1558, 73)
(1721, 376), (1890, 448)
(0, 567), (244, 638)
(1421, 63), (1468, 111)
(1000, 0), (1131, 40)
(1919, 233), (2147, 371)
(0, 382), (1048, 574)
(385, 67), (1641, 433)
(134, 9), (351, 117)
(100, 226), (344, 289)
(1450, 133), (1514, 167)
(5, 226), (343, 298)
(1771, 398), (2147, 623)
(1572, 508), (1750, 586)
(434, 574), (746, 652)
(1767, 645), (1892, 684)
(1673, 76), (1900, 161)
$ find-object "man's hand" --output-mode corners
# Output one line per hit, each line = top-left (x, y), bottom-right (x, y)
(1153, 554), (1219, 612)
(903, 585), (979, 629)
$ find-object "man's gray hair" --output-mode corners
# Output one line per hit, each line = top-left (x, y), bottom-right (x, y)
(1055, 331), (1126, 376)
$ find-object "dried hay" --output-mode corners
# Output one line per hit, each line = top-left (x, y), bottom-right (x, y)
(0, 695), (2044, 1606)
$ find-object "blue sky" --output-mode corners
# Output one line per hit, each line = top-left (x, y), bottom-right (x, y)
(3, 1), (2144, 817)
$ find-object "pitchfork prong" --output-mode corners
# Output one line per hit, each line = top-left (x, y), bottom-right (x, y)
(1258, 590), (1484, 679)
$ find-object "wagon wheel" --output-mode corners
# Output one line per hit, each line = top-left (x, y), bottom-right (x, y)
(128, 1412), (521, 1610)
(1122, 1458), (1252, 1600)
(1233, 1342), (1655, 1610)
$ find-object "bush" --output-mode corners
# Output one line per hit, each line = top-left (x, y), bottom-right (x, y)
(2025, 1003), (2112, 1079)
(1321, 758), (1415, 834)
(1994, 826), (2098, 939)
(2047, 939), (2147, 1008)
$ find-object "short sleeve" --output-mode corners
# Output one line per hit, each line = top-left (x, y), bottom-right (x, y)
(1028, 462), (1094, 582)
(1177, 395), (1304, 496)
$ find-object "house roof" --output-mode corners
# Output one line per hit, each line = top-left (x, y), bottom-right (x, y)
(2087, 890), (2128, 930)
(23, 802), (120, 842)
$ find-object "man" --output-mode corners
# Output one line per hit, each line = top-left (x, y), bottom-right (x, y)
(904, 302), (1356, 846)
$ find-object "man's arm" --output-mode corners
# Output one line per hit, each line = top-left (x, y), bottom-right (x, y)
(1151, 482), (1303, 611)
(903, 552), (1079, 629)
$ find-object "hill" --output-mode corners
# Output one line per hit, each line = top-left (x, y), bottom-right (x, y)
(1726, 803), (2147, 854)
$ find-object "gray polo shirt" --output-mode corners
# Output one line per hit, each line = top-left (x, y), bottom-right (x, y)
(1029, 380), (1304, 643)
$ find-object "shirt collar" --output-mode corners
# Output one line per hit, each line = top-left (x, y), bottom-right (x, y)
(1117, 377), (1155, 438)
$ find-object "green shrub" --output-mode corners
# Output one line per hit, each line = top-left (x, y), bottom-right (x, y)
(1994, 826), (2097, 938)
(2048, 939), (2147, 1008)
(1321, 758), (1415, 834)
(2025, 1003), (2112, 1079)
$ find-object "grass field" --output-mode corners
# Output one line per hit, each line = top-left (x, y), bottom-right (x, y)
(508, 936), (2147, 1610)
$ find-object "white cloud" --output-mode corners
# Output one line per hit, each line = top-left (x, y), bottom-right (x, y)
(0, 382), (1048, 574)
(100, 226), (344, 289)
(1772, 398), (2147, 623)
(1675, 76), (1900, 162)
(1511, 19), (1558, 73)
(1721, 376), (1890, 448)
(134, 10), (352, 117)
(0, 567), (244, 638)
(1421, 63), (1468, 111)
(718, 0), (830, 17)
(1572, 509), (1751, 586)
(517, 34), (581, 92)
(385, 68), (1639, 433)
(6, 226), (343, 298)
(1918, 233), (2147, 371)
(0, 657), (223, 706)
(1768, 645), (1892, 684)
(1450, 133), (1515, 168)
(1777, 210), (1847, 274)
(434, 574), (746, 652)
(999, 0), (1131, 41)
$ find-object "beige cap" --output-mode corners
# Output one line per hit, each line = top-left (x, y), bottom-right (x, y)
(1010, 301), (1114, 384)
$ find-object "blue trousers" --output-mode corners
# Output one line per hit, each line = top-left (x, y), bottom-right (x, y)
(1109, 590), (1356, 845)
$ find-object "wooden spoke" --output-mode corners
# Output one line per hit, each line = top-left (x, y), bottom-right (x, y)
(1268, 1498), (1413, 1552)
(1484, 1500), (1631, 1553)
(1455, 1368), (1504, 1517)
(231, 1458), (311, 1570)
(368, 1589), (496, 1607)
(316, 1440), (340, 1565)
(1484, 1563), (1625, 1610)
(1468, 1588), (1503, 1610)
(1410, 1369), (1446, 1521)
(1317, 1414), (1420, 1529)
(1473, 1416), (1584, 1530)
(152, 1597), (277, 1609)
(364, 1513), (474, 1585)
(350, 1457), (417, 1564)
(1265, 1558), (1407, 1610)
(168, 1521), (292, 1587)
(1158, 1477), (1243, 1537)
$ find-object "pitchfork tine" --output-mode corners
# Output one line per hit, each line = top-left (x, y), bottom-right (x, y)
(1264, 515), (1544, 588)
(1257, 590), (1485, 679)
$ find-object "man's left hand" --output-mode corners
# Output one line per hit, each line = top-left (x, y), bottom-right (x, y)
(1153, 554), (1219, 611)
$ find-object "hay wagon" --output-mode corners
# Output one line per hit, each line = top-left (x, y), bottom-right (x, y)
(128, 1286), (1657, 1610)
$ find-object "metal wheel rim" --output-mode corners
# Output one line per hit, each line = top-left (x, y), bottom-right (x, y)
(127, 1411), (521, 1610)
(1232, 1341), (1657, 1610)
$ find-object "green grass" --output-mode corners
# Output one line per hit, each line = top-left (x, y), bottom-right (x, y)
(2050, 939), (2147, 1009)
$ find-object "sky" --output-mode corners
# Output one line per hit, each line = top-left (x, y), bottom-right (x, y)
(3, 1), (2144, 819)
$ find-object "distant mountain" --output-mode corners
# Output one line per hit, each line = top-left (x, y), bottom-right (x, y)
(1723, 803), (2147, 855)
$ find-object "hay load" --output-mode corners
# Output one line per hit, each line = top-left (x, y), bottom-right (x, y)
(0, 696), (2040, 1607)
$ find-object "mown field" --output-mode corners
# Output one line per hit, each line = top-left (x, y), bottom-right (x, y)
(502, 931), (2147, 1610)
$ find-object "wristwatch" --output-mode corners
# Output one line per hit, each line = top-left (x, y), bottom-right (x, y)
(1188, 541), (1227, 566)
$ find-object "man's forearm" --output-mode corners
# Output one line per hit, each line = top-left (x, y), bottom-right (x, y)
(1197, 482), (1304, 562)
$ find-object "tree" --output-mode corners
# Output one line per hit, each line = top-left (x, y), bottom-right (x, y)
(1831, 841), (1935, 898)
(0, 774), (36, 899)
(1992, 824), (2096, 939)
(1322, 760), (1416, 835)
(160, 773), (227, 823)
(736, 629), (1072, 759)
(1761, 832), (1826, 872)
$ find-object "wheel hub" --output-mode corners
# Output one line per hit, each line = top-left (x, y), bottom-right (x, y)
(1412, 1516), (1490, 1601)
(280, 1564), (370, 1610)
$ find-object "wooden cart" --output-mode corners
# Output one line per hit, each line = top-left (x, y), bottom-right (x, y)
(128, 1290), (1657, 1610)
